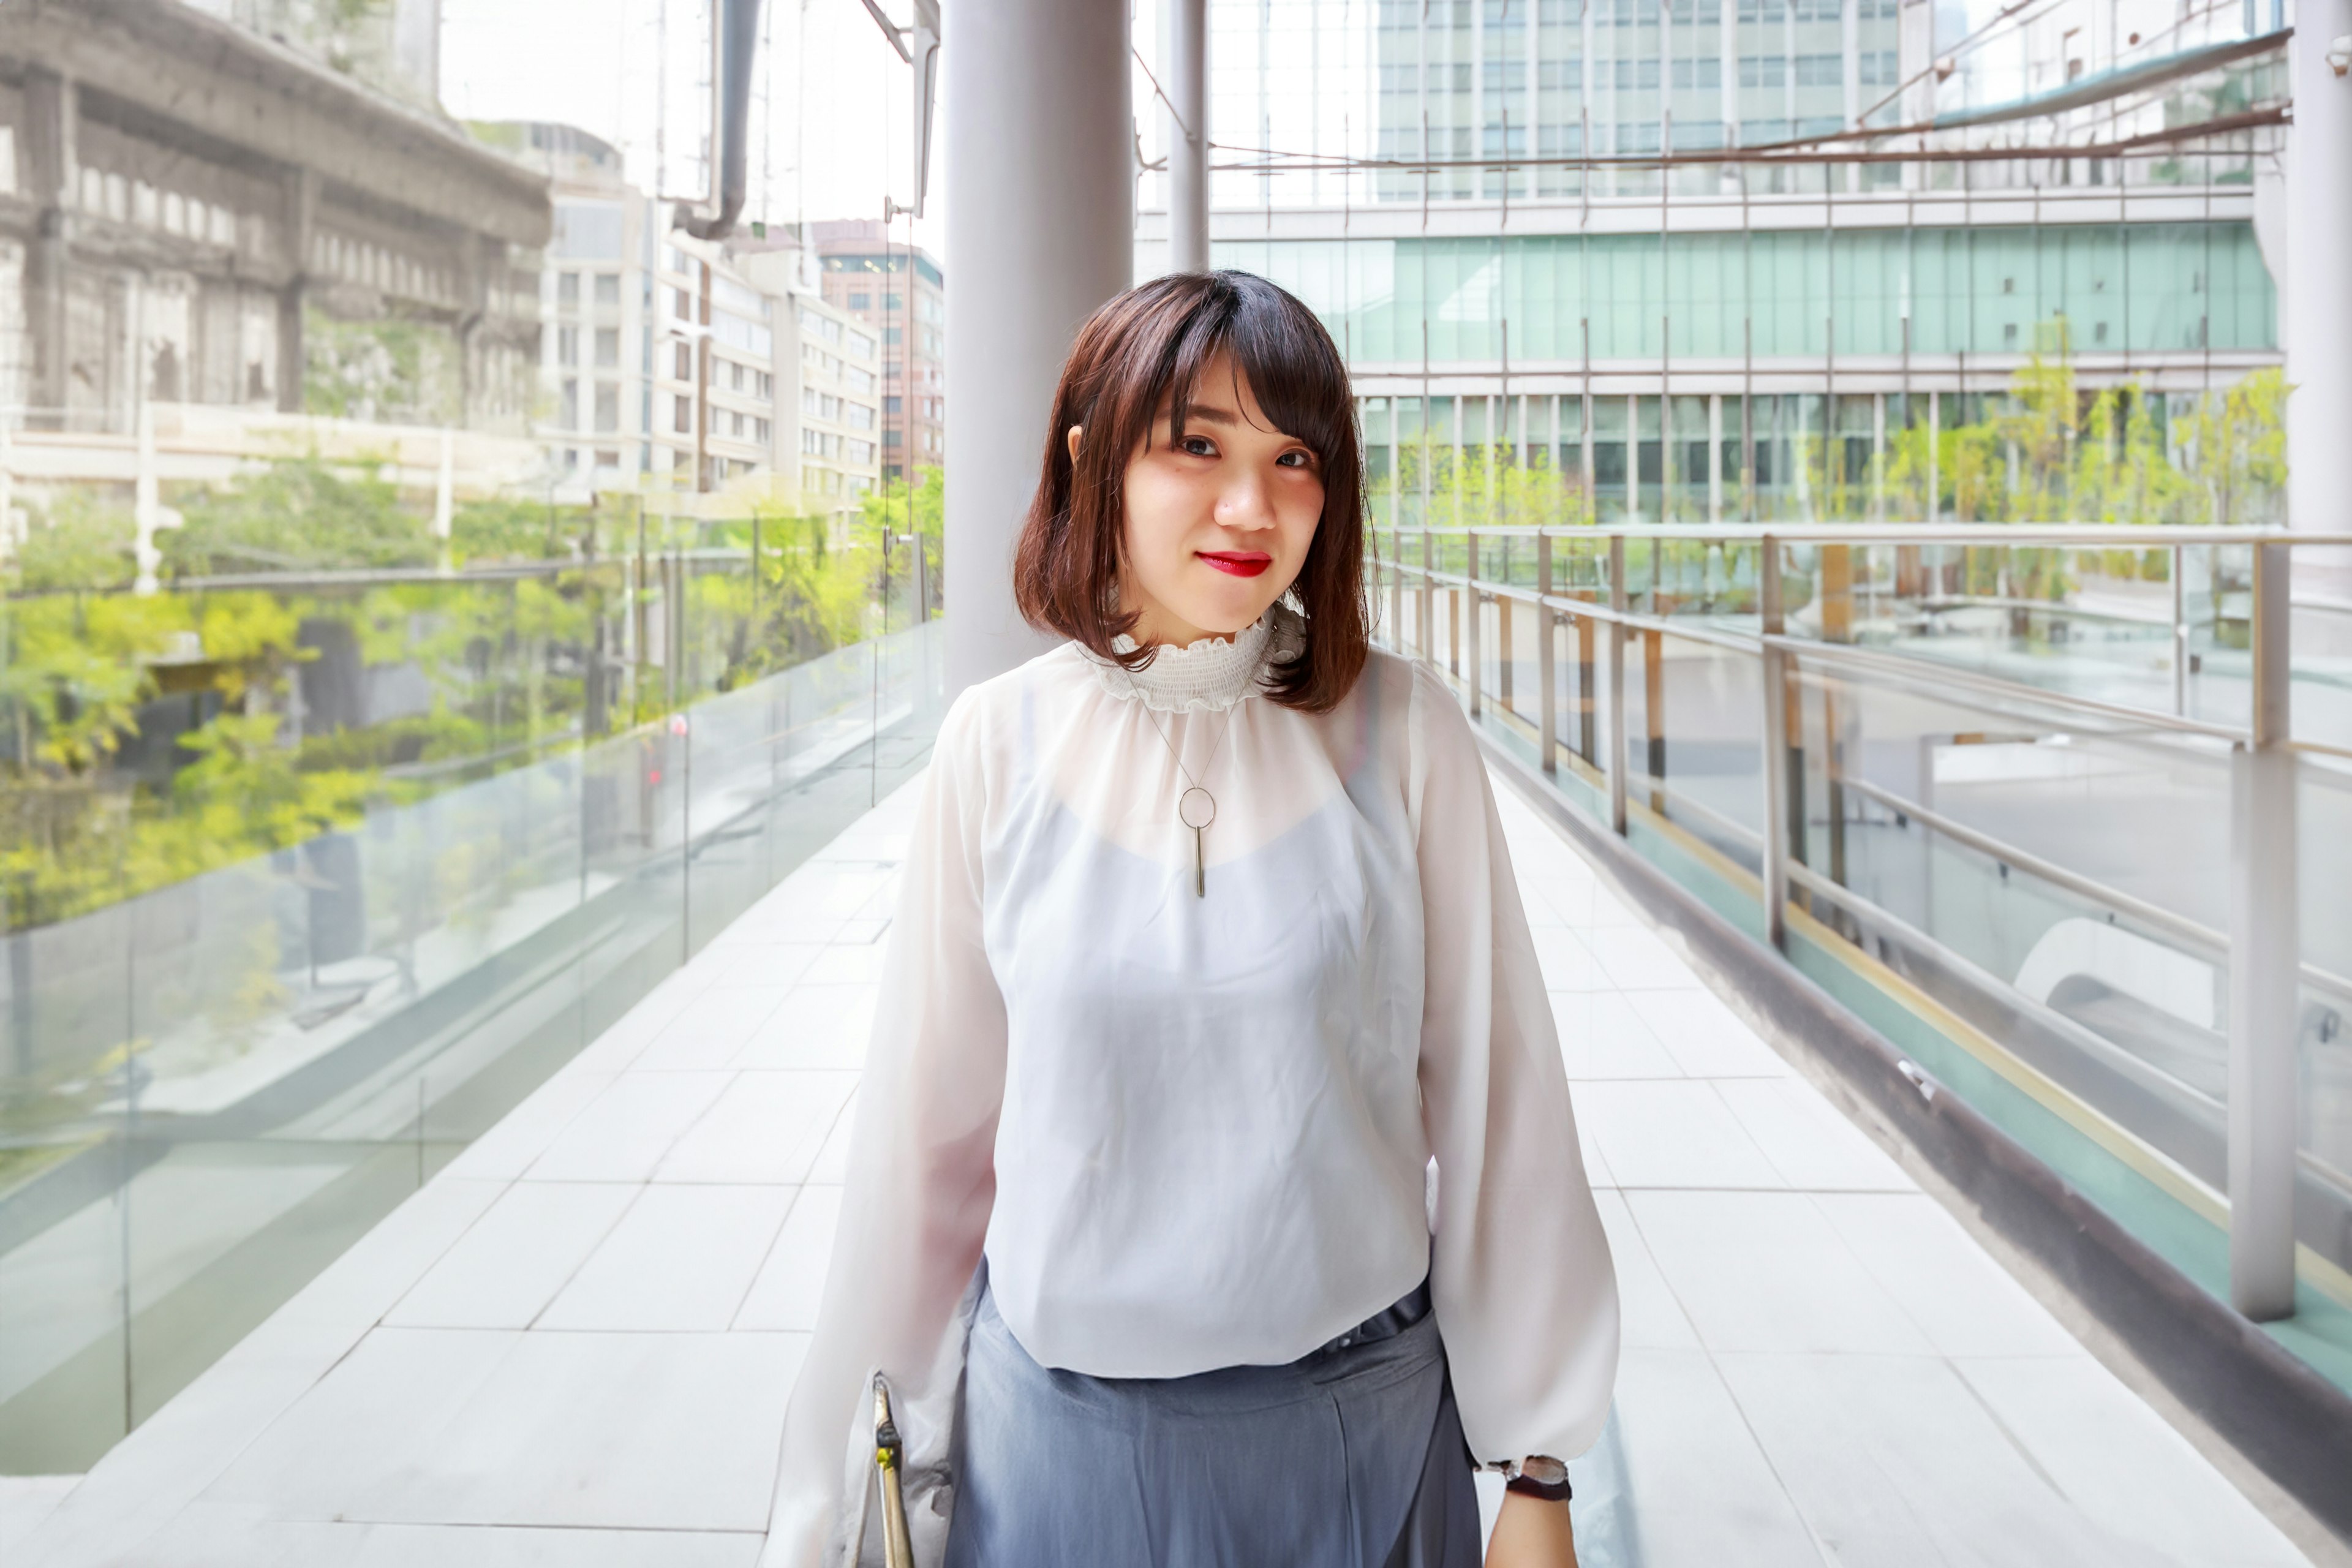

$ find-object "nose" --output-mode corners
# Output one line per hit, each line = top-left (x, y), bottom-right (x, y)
(1213, 464), (1278, 534)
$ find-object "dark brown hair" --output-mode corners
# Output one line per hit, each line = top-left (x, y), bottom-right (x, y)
(1011, 270), (1368, 713)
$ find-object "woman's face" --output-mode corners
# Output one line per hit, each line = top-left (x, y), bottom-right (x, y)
(1080, 353), (1325, 647)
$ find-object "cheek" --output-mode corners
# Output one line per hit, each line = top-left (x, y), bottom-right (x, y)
(1123, 468), (1204, 568)
(1281, 483), (1327, 556)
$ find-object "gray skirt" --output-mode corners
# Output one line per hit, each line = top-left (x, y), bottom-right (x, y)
(944, 1273), (1480, 1568)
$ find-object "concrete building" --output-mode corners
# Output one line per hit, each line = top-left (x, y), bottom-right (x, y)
(0, 0), (548, 439)
(812, 220), (944, 486)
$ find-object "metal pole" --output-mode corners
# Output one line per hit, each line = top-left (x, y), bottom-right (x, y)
(943, 0), (1130, 695)
(1464, 529), (1482, 716)
(1608, 533), (1628, 835)
(1538, 532), (1557, 774)
(2228, 539), (2299, 1321)
(2286, 5), (2352, 560)
(1167, 0), (1210, 274)
(1760, 536), (1789, 948)
(2171, 543), (2189, 716)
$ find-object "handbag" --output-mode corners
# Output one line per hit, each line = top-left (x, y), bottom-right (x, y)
(871, 1374), (918, 1568)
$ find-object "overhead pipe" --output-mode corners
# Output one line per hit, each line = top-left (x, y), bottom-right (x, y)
(682, 0), (764, 239)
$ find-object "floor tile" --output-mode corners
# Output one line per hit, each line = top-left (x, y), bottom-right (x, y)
(1609, 1347), (1824, 1568)
(1580, 925), (1705, 991)
(1591, 1190), (1699, 1351)
(733, 1185), (843, 1332)
(246, 1521), (763, 1567)
(1528, 927), (1608, 992)
(439, 1071), (616, 1183)
(699, 944), (826, 990)
(0, 1476), (79, 1561)
(1622, 989), (1791, 1078)
(730, 986), (878, 1070)
(1714, 1352), (2145, 1568)
(806, 1091), (858, 1183)
(386, 1183), (639, 1330)
(1809, 1194), (2084, 1359)
(1711, 1079), (1914, 1192)
(1572, 1080), (1784, 1189)
(367, 1330), (805, 1532)
(655, 1070), (857, 1185)
(794, 939), (891, 986)
(1626, 1189), (1936, 1356)
(526, 1073), (734, 1183)
(1954, 1357), (2311, 1568)
(1552, 990), (1684, 1079)
(631, 987), (795, 1071)
(538, 1186), (793, 1332)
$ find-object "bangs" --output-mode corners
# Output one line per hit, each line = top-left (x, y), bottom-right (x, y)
(1159, 275), (1357, 469)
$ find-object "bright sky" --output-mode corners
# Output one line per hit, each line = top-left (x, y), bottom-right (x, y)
(440, 0), (946, 261)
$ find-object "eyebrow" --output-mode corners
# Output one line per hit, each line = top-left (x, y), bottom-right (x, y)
(1169, 402), (1241, 427)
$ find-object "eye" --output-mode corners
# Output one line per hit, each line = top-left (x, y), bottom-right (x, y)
(1178, 433), (1219, 458)
(1276, 449), (1314, 469)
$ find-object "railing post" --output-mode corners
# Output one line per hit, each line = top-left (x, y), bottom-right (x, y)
(2228, 538), (2299, 1321)
(2171, 543), (2189, 717)
(1390, 524), (1404, 659)
(1420, 529), (1434, 664)
(1537, 532), (1558, 774)
(1760, 535), (1789, 949)
(1464, 529), (1482, 716)
(1607, 533), (1628, 835)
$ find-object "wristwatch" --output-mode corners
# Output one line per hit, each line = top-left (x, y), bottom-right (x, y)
(1504, 1454), (1572, 1504)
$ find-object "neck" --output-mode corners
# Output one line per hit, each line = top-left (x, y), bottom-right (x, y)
(1125, 605), (1235, 650)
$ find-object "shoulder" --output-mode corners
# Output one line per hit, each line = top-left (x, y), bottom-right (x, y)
(932, 641), (1095, 762)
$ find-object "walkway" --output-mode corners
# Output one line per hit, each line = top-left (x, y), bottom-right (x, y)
(8, 771), (2315, 1566)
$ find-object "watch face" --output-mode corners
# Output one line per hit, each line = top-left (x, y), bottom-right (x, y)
(1521, 1456), (1569, 1487)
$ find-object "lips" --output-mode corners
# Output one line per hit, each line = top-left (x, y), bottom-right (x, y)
(1197, 551), (1273, 578)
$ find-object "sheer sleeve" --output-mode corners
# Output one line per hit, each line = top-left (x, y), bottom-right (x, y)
(761, 690), (1007, 1568)
(1407, 662), (1620, 1466)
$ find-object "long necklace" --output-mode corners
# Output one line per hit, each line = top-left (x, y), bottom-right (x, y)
(1126, 673), (1235, 899)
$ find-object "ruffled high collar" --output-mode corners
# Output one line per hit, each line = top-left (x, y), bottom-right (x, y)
(1083, 608), (1298, 714)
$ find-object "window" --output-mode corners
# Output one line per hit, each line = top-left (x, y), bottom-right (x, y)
(848, 439), (875, 464)
(595, 327), (619, 369)
(847, 401), (875, 429)
(757, 371), (773, 398)
(847, 330), (875, 358)
(730, 410), (745, 437)
(730, 361), (745, 391)
(755, 418), (771, 443)
(884, 395), (902, 413)
(595, 383), (619, 434)
(594, 273), (620, 307)
(557, 271), (580, 307)
(884, 292), (903, 310)
(675, 393), (693, 433)
(802, 386), (819, 414)
(595, 448), (620, 470)
(845, 366), (875, 393)
(558, 325), (579, 366)
(849, 292), (870, 309)
(884, 428), (903, 447)
(675, 342), (694, 380)
(884, 326), (902, 345)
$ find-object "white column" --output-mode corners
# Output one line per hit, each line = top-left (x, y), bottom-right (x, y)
(1169, 0), (1210, 274)
(943, 0), (1133, 696)
(2287, 5), (2352, 563)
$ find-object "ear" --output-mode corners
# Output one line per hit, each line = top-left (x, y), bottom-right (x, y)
(1066, 424), (1083, 464)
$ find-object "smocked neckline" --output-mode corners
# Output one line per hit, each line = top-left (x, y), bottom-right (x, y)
(1082, 611), (1286, 714)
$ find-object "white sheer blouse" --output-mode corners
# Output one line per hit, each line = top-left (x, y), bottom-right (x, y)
(761, 614), (1619, 1568)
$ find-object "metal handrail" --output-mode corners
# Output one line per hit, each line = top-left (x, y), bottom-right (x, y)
(1376, 521), (2326, 1319)
(1382, 522), (2352, 547)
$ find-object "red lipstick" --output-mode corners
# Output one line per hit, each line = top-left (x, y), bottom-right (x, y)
(1197, 551), (1272, 578)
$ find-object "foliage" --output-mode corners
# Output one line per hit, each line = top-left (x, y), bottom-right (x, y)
(15, 492), (137, 594)
(165, 454), (436, 576)
(302, 311), (463, 427)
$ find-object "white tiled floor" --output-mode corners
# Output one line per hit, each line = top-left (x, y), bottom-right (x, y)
(13, 773), (2315, 1567)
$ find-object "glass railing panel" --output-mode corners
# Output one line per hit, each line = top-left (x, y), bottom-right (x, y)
(1620, 629), (1766, 933)
(0, 551), (943, 1469)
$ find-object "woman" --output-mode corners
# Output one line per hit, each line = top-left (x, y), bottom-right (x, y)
(763, 271), (1618, 1568)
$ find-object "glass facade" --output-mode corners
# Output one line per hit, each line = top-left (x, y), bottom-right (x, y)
(1215, 223), (2275, 363)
